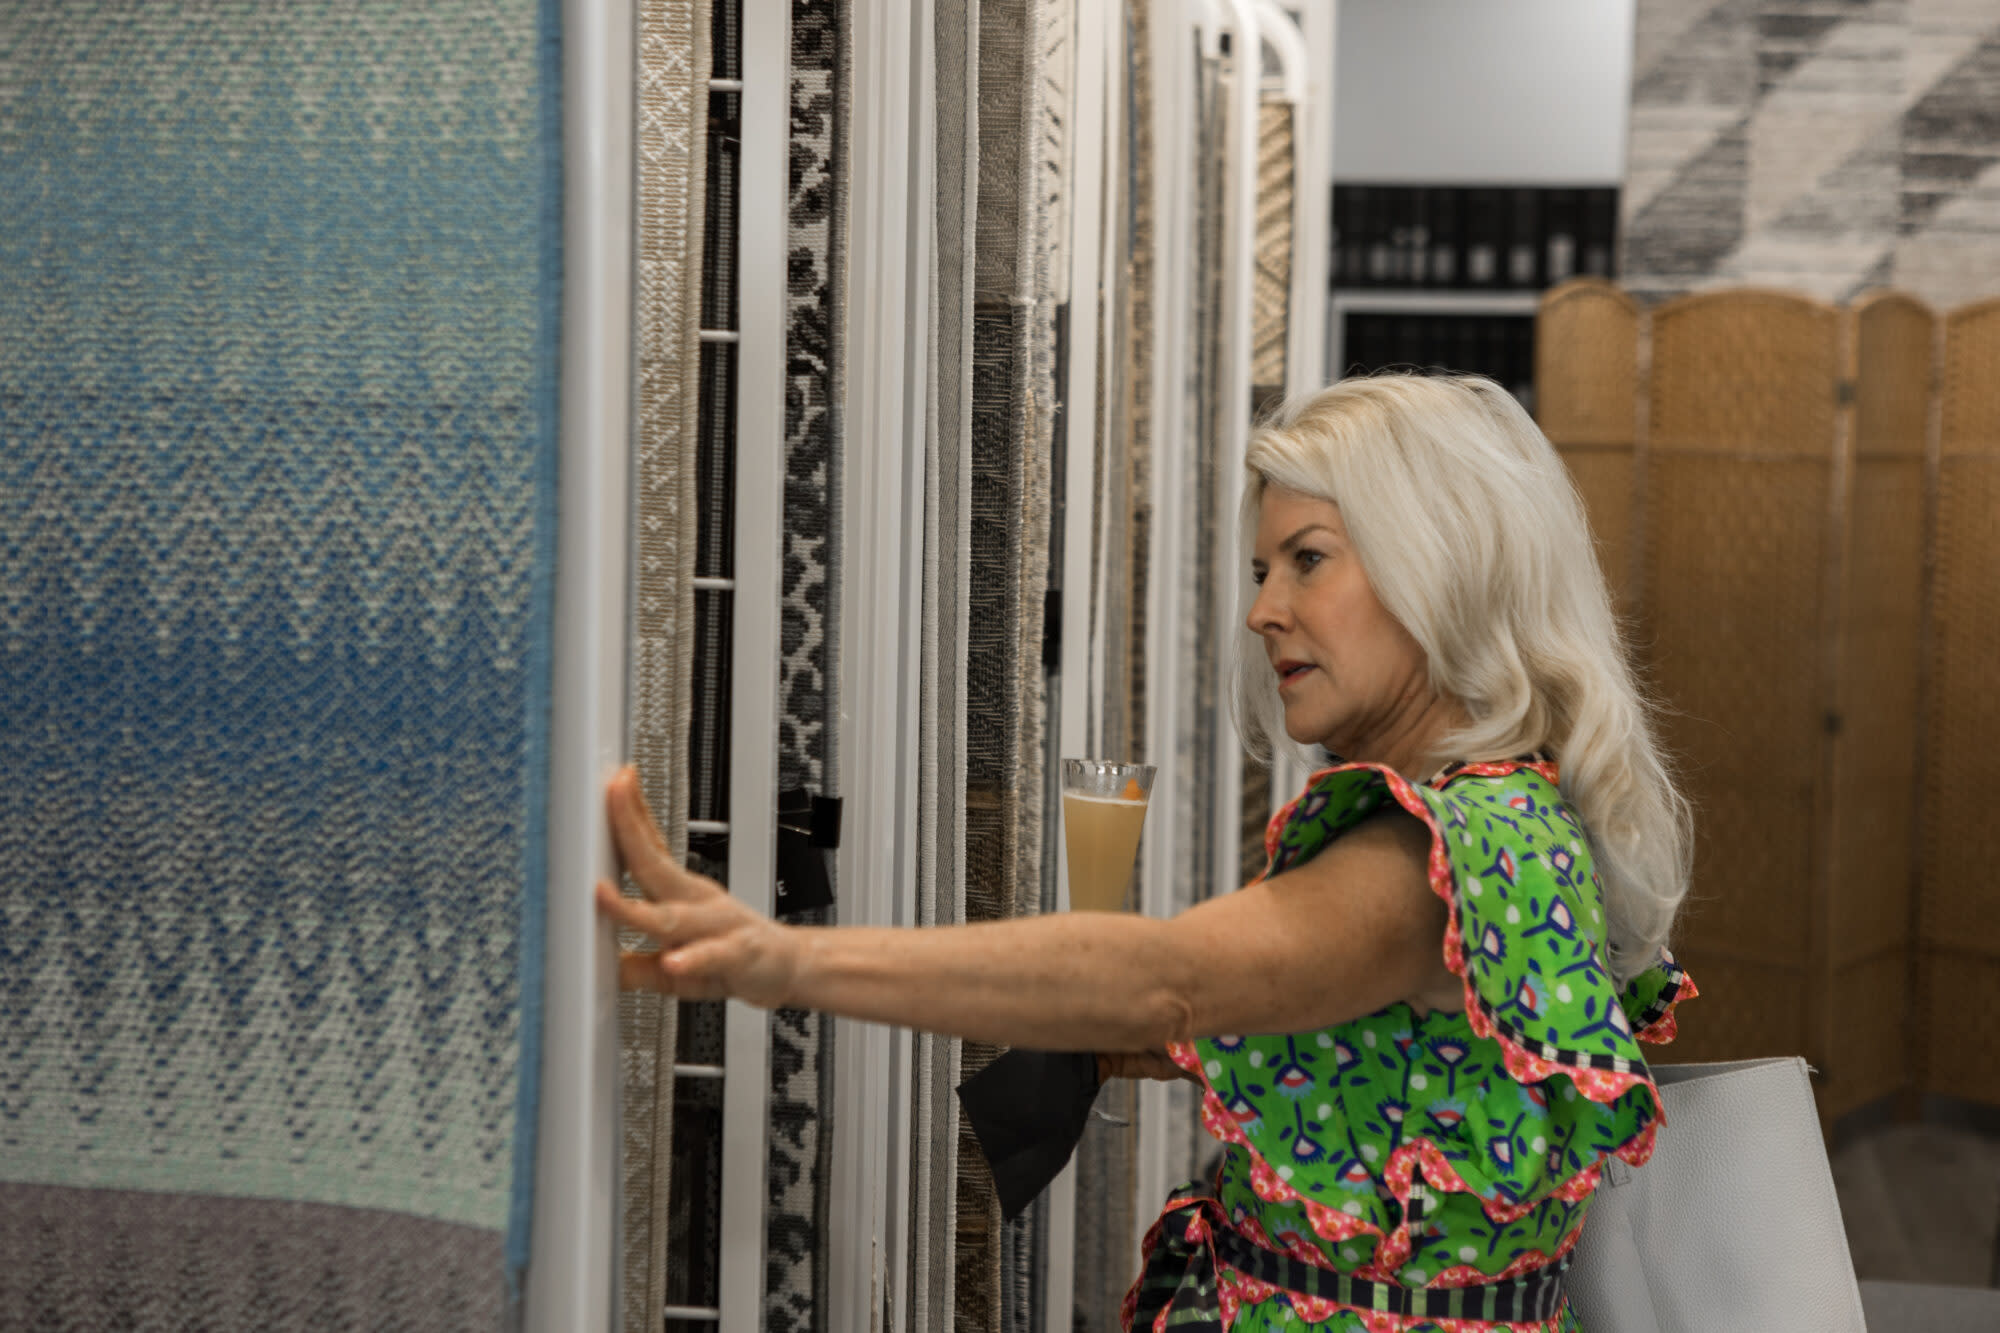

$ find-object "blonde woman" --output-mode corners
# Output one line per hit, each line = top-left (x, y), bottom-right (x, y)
(599, 373), (1698, 1332)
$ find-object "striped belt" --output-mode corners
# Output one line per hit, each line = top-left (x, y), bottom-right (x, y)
(1126, 1186), (1570, 1332)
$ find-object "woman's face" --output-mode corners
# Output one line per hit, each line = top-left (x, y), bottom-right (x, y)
(1247, 487), (1435, 756)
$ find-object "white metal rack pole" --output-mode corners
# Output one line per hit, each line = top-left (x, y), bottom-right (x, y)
(530, 0), (634, 1327)
(1211, 0), (1259, 952)
(717, 0), (791, 1329)
(829, 0), (931, 1330)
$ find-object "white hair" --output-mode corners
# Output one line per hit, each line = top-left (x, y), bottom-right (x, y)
(1235, 373), (1690, 984)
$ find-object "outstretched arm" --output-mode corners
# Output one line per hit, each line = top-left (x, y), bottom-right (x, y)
(597, 765), (1454, 1052)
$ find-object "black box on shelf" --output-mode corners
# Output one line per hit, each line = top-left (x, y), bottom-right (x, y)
(1332, 184), (1620, 292)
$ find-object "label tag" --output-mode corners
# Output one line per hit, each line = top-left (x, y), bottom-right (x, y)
(775, 787), (836, 918)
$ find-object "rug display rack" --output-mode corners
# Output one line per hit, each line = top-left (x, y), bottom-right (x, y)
(1536, 279), (2000, 1122)
(0, 1), (1328, 1328)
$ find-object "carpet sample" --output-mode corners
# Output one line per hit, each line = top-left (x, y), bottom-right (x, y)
(0, 0), (562, 1322)
(622, 0), (713, 1328)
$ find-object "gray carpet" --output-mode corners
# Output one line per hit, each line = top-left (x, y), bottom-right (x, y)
(1859, 1279), (2000, 1332)
(1832, 1123), (2000, 1288)
(1835, 1120), (2000, 1330)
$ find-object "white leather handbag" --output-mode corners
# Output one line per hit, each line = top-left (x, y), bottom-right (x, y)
(1565, 1057), (1867, 1332)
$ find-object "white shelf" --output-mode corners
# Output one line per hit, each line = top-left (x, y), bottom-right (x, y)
(1332, 288), (1543, 315)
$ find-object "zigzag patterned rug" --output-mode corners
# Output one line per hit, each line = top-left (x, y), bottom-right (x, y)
(0, 2), (561, 1326)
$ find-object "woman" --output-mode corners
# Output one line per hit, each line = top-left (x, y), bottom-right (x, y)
(598, 373), (1697, 1332)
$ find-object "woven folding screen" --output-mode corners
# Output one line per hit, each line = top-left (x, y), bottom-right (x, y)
(0, 2), (560, 1326)
(1826, 293), (1933, 1119)
(1920, 298), (2000, 1107)
(1639, 291), (1844, 1070)
(1535, 280), (1641, 612)
(1539, 284), (1959, 1119)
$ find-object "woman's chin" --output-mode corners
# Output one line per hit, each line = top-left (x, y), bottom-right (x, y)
(1280, 711), (1329, 748)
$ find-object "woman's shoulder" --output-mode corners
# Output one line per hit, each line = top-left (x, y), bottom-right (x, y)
(1168, 758), (1691, 1262)
(1262, 756), (1566, 878)
(1263, 758), (1693, 1070)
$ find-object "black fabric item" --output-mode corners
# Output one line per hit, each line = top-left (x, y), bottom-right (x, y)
(955, 1049), (1102, 1221)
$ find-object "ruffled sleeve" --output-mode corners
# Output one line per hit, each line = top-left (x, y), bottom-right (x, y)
(1165, 759), (1693, 1271)
(1620, 948), (1699, 1044)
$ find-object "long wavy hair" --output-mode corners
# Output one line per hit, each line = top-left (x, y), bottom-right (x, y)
(1235, 373), (1690, 982)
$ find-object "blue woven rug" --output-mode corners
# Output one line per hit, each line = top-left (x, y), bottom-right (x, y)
(0, 2), (561, 1325)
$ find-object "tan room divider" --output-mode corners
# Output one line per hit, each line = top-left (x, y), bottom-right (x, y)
(1921, 297), (2000, 1108)
(1535, 278), (1641, 611)
(1641, 289), (1846, 1074)
(1829, 293), (1934, 1119)
(1535, 281), (1977, 1123)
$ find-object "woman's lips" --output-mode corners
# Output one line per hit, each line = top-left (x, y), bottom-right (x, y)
(1275, 661), (1314, 689)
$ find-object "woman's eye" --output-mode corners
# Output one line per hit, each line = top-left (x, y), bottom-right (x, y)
(1295, 549), (1323, 572)
(1250, 569), (1267, 586)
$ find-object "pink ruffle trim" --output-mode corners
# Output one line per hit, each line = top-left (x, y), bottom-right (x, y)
(1125, 1187), (1580, 1333)
(1634, 972), (1699, 1045)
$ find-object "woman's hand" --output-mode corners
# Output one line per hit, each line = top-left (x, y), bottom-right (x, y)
(594, 765), (800, 1007)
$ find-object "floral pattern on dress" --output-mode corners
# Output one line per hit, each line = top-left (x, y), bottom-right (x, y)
(1147, 759), (1696, 1333)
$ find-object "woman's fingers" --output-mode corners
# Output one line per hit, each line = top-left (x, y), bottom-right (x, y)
(611, 931), (792, 1006)
(597, 879), (757, 960)
(594, 851), (796, 1007)
(619, 949), (670, 992)
(657, 934), (744, 1002)
(608, 766), (671, 857)
(606, 766), (709, 903)
(596, 880), (675, 937)
(608, 938), (736, 1001)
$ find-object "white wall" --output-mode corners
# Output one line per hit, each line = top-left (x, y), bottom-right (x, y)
(1333, 0), (1634, 184)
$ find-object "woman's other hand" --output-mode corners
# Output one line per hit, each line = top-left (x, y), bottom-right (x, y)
(1095, 1049), (1197, 1084)
(595, 765), (800, 1007)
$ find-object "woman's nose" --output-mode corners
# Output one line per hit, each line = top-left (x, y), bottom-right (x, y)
(1246, 579), (1288, 636)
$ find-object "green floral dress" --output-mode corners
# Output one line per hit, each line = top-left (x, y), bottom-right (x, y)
(1125, 759), (1695, 1333)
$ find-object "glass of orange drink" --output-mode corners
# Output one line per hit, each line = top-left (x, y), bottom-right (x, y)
(1060, 759), (1156, 912)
